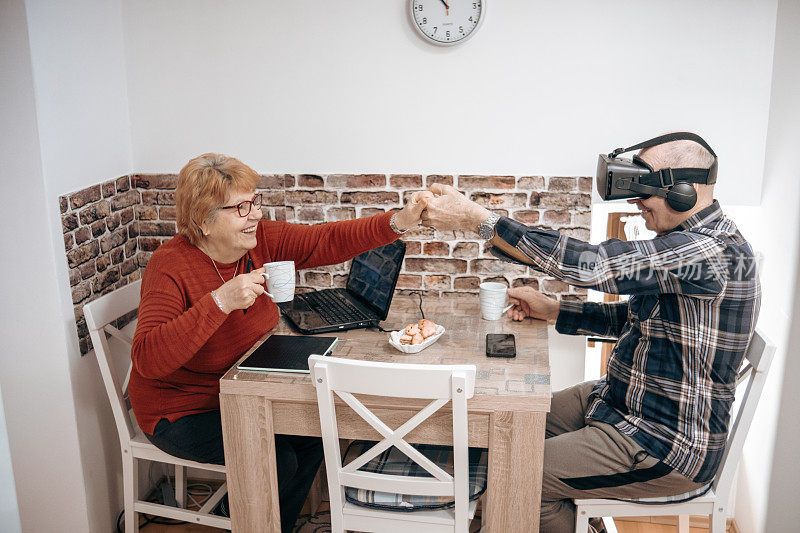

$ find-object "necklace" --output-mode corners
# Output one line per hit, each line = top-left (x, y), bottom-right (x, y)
(210, 256), (239, 284)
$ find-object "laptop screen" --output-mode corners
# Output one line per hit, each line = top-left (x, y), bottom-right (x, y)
(346, 240), (406, 320)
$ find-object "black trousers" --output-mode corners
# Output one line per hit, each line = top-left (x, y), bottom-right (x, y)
(146, 410), (323, 532)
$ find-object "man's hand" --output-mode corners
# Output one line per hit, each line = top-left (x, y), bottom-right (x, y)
(393, 190), (436, 231)
(507, 286), (560, 322)
(420, 184), (491, 233)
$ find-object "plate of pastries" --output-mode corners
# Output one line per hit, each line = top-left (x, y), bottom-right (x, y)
(388, 318), (445, 354)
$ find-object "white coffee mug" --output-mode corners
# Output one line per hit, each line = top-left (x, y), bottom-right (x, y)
(260, 261), (295, 303)
(479, 282), (511, 321)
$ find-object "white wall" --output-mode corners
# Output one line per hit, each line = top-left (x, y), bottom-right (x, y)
(0, 0), (134, 531)
(732, 0), (800, 530)
(0, 1), (91, 530)
(122, 0), (776, 206)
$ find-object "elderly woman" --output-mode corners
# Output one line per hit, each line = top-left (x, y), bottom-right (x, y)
(130, 153), (428, 530)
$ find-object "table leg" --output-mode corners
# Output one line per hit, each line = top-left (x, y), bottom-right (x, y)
(220, 393), (281, 532)
(485, 411), (547, 532)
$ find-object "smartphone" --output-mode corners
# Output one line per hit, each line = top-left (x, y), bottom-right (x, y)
(486, 333), (516, 358)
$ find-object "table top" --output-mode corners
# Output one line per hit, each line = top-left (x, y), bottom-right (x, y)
(221, 293), (551, 411)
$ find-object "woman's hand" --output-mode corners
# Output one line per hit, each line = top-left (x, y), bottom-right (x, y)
(393, 190), (436, 231)
(507, 286), (560, 322)
(213, 267), (267, 313)
(420, 184), (491, 232)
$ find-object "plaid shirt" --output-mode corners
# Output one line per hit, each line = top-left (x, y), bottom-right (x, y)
(494, 201), (760, 483)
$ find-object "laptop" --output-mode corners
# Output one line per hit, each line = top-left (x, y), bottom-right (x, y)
(277, 240), (406, 334)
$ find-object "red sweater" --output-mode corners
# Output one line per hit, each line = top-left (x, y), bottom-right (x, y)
(130, 212), (398, 434)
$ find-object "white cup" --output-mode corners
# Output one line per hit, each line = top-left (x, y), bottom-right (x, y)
(261, 261), (295, 303)
(479, 282), (510, 321)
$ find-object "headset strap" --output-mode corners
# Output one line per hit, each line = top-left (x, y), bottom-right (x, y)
(638, 167), (716, 188)
(609, 132), (717, 158)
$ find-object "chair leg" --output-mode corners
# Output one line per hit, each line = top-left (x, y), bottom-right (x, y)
(122, 452), (138, 533)
(602, 516), (619, 533)
(678, 514), (690, 533)
(175, 465), (186, 508)
(710, 508), (727, 533)
(575, 507), (590, 533)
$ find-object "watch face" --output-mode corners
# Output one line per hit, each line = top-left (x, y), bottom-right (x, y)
(410, 0), (484, 46)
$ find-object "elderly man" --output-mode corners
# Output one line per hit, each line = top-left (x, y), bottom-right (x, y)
(420, 133), (760, 532)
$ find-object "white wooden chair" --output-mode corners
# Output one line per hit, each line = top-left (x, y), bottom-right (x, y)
(309, 354), (481, 533)
(83, 280), (230, 532)
(574, 329), (776, 533)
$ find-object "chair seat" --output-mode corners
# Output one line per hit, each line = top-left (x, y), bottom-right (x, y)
(343, 441), (487, 512)
(574, 484), (713, 507)
(128, 424), (226, 473)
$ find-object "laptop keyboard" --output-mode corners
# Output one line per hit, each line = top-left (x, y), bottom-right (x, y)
(300, 290), (372, 325)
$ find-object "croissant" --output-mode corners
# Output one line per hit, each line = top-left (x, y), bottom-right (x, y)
(421, 323), (437, 338)
(411, 333), (424, 345)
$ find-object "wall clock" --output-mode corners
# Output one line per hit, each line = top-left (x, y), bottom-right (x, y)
(410, 0), (485, 46)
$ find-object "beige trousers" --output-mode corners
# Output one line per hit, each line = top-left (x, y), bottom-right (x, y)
(540, 381), (707, 533)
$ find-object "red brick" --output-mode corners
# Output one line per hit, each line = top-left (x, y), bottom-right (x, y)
(470, 192), (527, 209)
(332, 274), (348, 288)
(75, 226), (91, 245)
(425, 175), (453, 187)
(326, 207), (356, 221)
(96, 253), (111, 272)
(100, 227), (127, 253)
(136, 205), (158, 220)
(286, 190), (338, 205)
(542, 209), (571, 225)
(121, 258), (138, 276)
(141, 190), (157, 205)
(127, 223), (139, 239)
(273, 207), (288, 222)
(116, 176), (130, 192)
(562, 227), (591, 241)
(404, 258), (467, 274)
(90, 220), (106, 237)
(390, 175), (423, 188)
(404, 226), (436, 239)
(297, 207), (324, 222)
(92, 268), (120, 292)
(529, 191), (541, 207)
(484, 276), (508, 286)
(518, 176), (545, 190)
(512, 210), (540, 224)
(572, 211), (591, 226)
(62, 214), (78, 233)
(72, 281), (91, 304)
(67, 240), (99, 268)
(579, 177), (593, 192)
(360, 207), (386, 217)
(541, 278), (570, 293)
(511, 278), (540, 290)
(452, 242), (479, 258)
(69, 268), (80, 287)
(297, 174), (324, 188)
(304, 272), (331, 287)
(470, 258), (527, 275)
(259, 174), (289, 189)
(396, 274), (422, 289)
(424, 275), (451, 290)
(453, 276), (480, 290)
(404, 241), (421, 255)
(70, 185), (101, 210)
(125, 239), (137, 258)
(139, 238), (161, 252)
(571, 286), (589, 295)
(79, 201), (111, 225)
(102, 181), (116, 198)
(159, 206), (177, 220)
(548, 177), (577, 192)
(423, 242), (449, 256)
(141, 174), (178, 189)
(111, 189), (141, 210)
(458, 175), (515, 189)
(64, 233), (74, 250)
(341, 191), (398, 205)
(59, 196), (68, 213)
(79, 261), (96, 280)
(538, 192), (591, 209)
(139, 221), (177, 237)
(329, 174), (386, 188)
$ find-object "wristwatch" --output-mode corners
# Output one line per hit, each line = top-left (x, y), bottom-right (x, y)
(478, 212), (501, 239)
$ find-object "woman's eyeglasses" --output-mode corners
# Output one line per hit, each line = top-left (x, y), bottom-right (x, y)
(219, 193), (263, 217)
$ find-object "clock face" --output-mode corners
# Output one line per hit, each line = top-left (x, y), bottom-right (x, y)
(410, 0), (485, 46)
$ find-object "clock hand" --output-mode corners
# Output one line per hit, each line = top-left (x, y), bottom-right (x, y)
(439, 0), (450, 15)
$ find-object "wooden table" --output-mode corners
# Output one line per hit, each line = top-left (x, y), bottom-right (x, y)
(220, 293), (551, 532)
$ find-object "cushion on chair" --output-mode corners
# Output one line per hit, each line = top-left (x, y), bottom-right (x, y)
(613, 483), (712, 504)
(342, 441), (487, 512)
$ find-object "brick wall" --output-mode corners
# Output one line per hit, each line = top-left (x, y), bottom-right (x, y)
(63, 172), (591, 354)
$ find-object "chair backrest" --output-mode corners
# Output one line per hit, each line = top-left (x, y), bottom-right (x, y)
(309, 355), (476, 522)
(83, 280), (142, 445)
(712, 328), (776, 499)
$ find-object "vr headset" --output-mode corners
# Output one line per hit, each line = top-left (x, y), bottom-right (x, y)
(596, 132), (717, 212)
